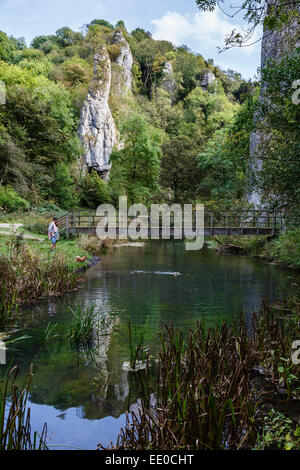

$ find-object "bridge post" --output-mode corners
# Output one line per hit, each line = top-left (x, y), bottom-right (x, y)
(72, 211), (76, 235)
(66, 214), (69, 239)
(210, 212), (213, 236)
(272, 212), (276, 237)
(89, 211), (91, 235)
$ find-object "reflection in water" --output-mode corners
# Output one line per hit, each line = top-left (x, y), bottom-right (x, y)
(5, 241), (299, 449)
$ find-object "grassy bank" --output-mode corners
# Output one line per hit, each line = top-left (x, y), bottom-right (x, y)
(0, 218), (110, 330)
(210, 229), (300, 270)
(100, 293), (300, 450)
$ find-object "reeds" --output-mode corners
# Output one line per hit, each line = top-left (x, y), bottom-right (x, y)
(68, 303), (109, 350)
(0, 243), (77, 328)
(0, 365), (47, 450)
(127, 318), (150, 371)
(99, 297), (300, 450)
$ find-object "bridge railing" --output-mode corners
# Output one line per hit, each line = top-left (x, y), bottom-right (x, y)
(203, 210), (283, 235)
(59, 209), (284, 238)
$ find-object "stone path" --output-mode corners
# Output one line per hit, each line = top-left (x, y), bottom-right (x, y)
(0, 223), (44, 241)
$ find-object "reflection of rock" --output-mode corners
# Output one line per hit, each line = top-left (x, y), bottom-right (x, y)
(113, 370), (130, 403)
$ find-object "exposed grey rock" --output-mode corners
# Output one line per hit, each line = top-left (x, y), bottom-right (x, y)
(110, 29), (133, 95)
(200, 71), (216, 89)
(78, 48), (117, 177)
(161, 61), (177, 99)
(248, 3), (300, 207)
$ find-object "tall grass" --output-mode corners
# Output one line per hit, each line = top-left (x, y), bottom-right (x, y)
(0, 365), (47, 450)
(0, 286), (18, 331)
(0, 239), (77, 328)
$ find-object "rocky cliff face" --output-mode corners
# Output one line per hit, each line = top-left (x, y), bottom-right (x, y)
(110, 29), (133, 95)
(248, 4), (300, 207)
(78, 30), (133, 177)
(161, 62), (176, 100)
(200, 71), (216, 90)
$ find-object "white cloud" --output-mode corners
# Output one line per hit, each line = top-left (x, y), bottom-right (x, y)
(151, 10), (259, 57)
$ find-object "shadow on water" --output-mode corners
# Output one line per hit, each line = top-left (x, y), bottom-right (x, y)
(4, 241), (300, 449)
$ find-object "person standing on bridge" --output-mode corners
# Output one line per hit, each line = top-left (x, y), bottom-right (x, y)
(48, 217), (59, 251)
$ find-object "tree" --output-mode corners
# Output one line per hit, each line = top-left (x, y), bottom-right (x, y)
(195, 0), (300, 49)
(89, 19), (114, 30)
(160, 135), (202, 203)
(134, 39), (174, 93)
(197, 94), (257, 205)
(49, 163), (78, 209)
(109, 114), (162, 205)
(131, 28), (152, 42)
(55, 27), (83, 47)
(79, 171), (111, 208)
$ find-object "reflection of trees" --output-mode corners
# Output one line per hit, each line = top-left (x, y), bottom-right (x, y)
(7, 241), (298, 423)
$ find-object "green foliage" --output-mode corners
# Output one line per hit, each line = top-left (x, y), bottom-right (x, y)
(160, 135), (202, 203)
(79, 171), (111, 208)
(89, 19), (114, 31)
(0, 186), (29, 212)
(131, 28), (152, 42)
(197, 94), (256, 204)
(0, 31), (23, 62)
(254, 409), (300, 450)
(109, 114), (162, 205)
(263, 229), (300, 269)
(174, 47), (206, 99)
(0, 19), (255, 213)
(48, 163), (79, 210)
(133, 38), (174, 93)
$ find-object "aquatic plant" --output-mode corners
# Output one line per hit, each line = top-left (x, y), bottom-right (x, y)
(44, 322), (59, 342)
(69, 303), (103, 349)
(127, 318), (151, 371)
(0, 365), (47, 450)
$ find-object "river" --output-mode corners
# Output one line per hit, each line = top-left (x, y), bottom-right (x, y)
(5, 241), (300, 449)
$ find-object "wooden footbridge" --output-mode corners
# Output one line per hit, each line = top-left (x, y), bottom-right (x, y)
(56, 209), (284, 239)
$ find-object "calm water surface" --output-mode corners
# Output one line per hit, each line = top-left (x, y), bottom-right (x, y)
(5, 241), (300, 449)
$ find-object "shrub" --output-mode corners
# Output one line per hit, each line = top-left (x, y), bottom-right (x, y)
(0, 186), (29, 212)
(49, 163), (79, 210)
(79, 171), (111, 208)
(263, 229), (300, 268)
(77, 234), (112, 254)
(23, 216), (49, 235)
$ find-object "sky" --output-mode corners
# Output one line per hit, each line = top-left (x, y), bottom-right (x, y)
(0, 0), (262, 80)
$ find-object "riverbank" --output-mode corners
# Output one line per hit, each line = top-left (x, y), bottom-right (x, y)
(0, 228), (108, 329)
(209, 229), (300, 270)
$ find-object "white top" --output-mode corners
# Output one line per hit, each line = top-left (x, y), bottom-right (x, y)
(48, 222), (59, 239)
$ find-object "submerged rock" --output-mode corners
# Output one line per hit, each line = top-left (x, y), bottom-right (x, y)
(78, 47), (117, 177)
